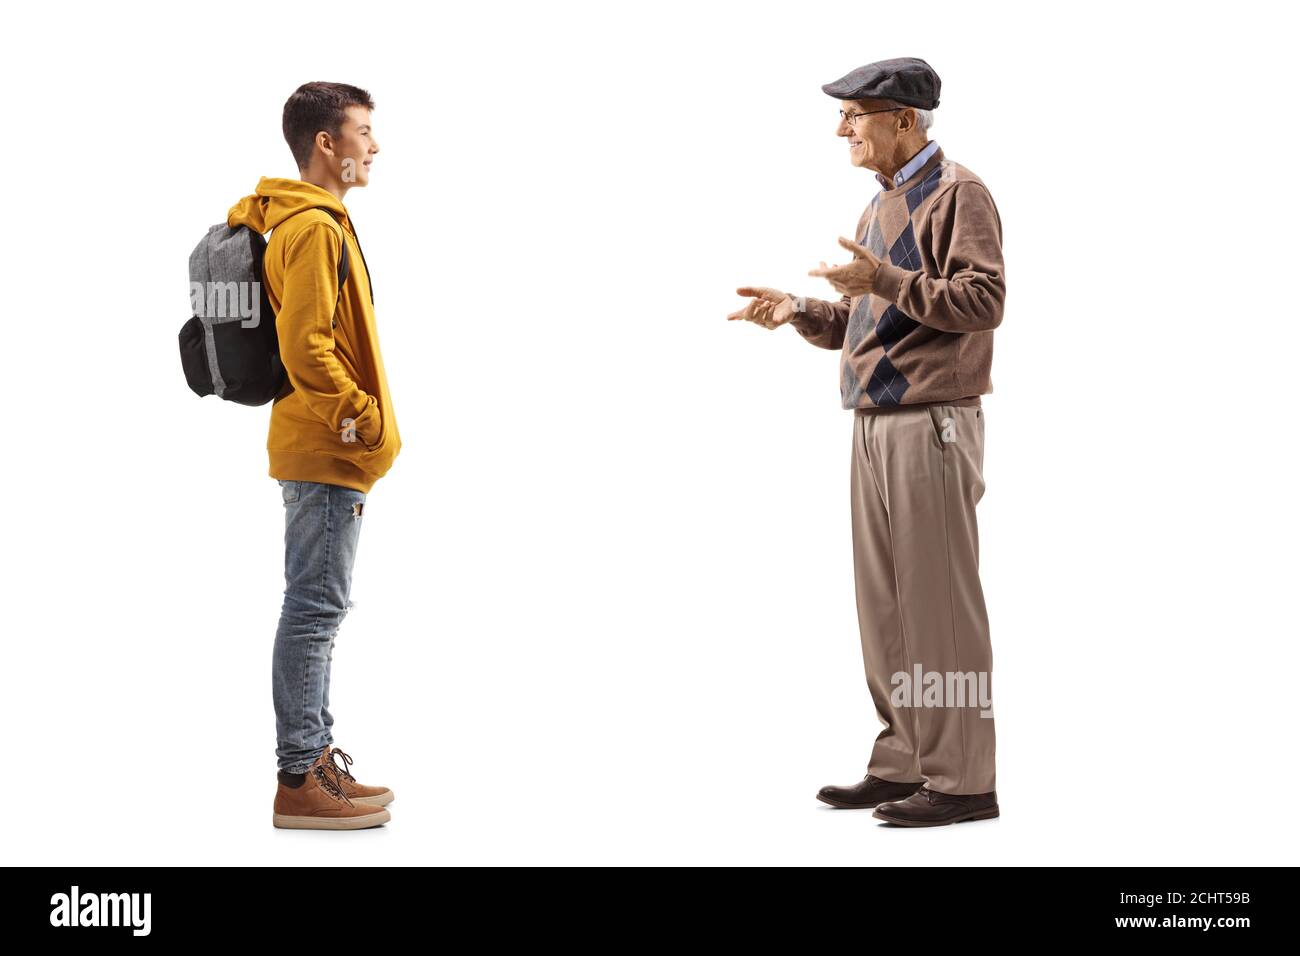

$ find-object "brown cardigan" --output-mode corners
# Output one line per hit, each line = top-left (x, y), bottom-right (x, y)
(791, 145), (1006, 411)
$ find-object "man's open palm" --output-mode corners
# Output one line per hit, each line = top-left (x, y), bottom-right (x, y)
(728, 286), (795, 330)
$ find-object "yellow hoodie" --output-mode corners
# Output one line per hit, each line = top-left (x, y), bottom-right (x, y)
(228, 178), (400, 493)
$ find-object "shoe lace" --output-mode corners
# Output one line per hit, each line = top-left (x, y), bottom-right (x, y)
(312, 764), (355, 806)
(329, 748), (357, 784)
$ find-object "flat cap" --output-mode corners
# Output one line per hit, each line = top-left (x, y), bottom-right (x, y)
(822, 56), (941, 110)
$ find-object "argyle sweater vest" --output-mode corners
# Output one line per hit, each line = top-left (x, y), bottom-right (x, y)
(792, 145), (1007, 410)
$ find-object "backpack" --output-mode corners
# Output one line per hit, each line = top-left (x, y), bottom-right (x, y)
(179, 208), (349, 406)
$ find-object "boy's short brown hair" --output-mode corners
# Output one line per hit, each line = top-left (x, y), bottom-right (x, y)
(282, 82), (375, 169)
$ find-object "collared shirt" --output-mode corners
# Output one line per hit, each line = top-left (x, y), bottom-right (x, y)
(875, 139), (940, 190)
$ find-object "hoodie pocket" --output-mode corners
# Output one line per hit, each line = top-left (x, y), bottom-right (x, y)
(357, 406), (398, 475)
(357, 399), (385, 452)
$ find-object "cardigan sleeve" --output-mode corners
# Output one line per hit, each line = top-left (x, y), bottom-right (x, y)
(872, 181), (1006, 333)
(789, 294), (850, 350)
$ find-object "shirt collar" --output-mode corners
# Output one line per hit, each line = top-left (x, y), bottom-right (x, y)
(876, 140), (940, 190)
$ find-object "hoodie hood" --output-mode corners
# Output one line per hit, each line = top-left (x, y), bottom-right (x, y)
(227, 177), (351, 234)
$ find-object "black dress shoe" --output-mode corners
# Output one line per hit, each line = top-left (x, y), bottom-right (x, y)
(872, 786), (999, 826)
(816, 774), (925, 809)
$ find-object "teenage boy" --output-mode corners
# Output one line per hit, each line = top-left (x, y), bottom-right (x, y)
(228, 81), (401, 829)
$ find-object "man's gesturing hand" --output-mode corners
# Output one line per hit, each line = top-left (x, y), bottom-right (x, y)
(808, 237), (882, 297)
(728, 286), (796, 330)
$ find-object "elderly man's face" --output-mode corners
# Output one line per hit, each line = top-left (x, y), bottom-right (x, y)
(837, 97), (906, 172)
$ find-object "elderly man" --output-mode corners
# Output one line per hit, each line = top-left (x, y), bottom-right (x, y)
(728, 57), (1005, 827)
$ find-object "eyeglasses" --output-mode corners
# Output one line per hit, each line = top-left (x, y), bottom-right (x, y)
(839, 107), (905, 124)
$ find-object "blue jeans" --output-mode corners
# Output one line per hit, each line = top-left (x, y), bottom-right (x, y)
(272, 479), (367, 773)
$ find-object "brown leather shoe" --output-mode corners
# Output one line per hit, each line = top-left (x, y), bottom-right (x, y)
(325, 745), (394, 807)
(272, 749), (391, 830)
(872, 786), (999, 826)
(817, 773), (924, 809)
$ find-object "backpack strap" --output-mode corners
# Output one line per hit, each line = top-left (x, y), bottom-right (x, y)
(330, 233), (348, 327)
(337, 236), (350, 294)
(312, 208), (349, 307)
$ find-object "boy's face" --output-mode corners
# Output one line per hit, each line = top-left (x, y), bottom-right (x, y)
(331, 105), (380, 186)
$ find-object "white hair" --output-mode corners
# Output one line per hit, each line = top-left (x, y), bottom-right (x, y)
(914, 108), (934, 131)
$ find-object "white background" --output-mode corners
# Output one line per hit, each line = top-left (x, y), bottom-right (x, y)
(2, 0), (1297, 865)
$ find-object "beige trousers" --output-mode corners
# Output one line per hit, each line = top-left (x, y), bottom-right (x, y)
(850, 404), (996, 795)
